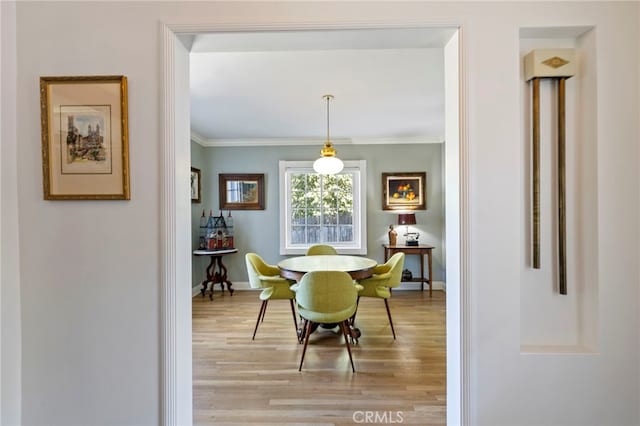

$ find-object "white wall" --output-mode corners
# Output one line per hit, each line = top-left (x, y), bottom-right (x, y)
(5, 2), (639, 425)
(16, 3), (162, 424)
(637, 5), (640, 423)
(1, 1), (21, 424)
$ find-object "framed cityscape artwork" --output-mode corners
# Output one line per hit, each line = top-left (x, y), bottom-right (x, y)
(40, 75), (130, 200)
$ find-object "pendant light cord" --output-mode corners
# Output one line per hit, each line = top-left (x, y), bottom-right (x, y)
(326, 95), (331, 143)
(323, 94), (333, 145)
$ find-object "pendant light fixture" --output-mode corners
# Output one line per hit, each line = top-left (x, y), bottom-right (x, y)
(313, 94), (344, 175)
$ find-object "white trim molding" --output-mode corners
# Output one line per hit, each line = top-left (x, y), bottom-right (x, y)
(191, 134), (444, 148)
(162, 20), (469, 426)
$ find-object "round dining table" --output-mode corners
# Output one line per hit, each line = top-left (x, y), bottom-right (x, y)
(278, 254), (377, 282)
(278, 254), (378, 343)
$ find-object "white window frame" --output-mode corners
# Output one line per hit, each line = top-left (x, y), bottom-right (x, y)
(279, 160), (367, 255)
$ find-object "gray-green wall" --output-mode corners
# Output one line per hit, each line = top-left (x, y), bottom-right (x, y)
(191, 141), (445, 290)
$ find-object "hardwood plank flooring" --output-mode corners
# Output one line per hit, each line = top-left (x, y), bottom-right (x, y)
(193, 289), (446, 425)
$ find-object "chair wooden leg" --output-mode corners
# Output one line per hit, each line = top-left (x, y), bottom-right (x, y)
(339, 320), (356, 372)
(384, 298), (396, 340)
(298, 320), (313, 371)
(252, 300), (267, 340)
(289, 299), (298, 336)
(260, 299), (269, 323)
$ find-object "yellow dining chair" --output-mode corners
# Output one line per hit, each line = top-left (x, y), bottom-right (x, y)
(353, 252), (405, 339)
(291, 271), (362, 372)
(305, 244), (338, 255)
(245, 253), (298, 340)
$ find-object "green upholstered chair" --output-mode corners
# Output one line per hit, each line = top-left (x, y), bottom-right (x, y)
(245, 253), (298, 340)
(305, 244), (338, 256)
(291, 271), (362, 372)
(353, 252), (405, 339)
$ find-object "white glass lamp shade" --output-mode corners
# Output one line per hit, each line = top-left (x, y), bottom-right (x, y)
(313, 155), (344, 175)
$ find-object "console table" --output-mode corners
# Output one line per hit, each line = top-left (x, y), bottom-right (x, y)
(193, 248), (238, 300)
(383, 244), (435, 297)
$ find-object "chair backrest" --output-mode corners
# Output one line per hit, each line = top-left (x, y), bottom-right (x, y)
(385, 252), (405, 289)
(295, 271), (357, 315)
(305, 244), (338, 256)
(245, 253), (277, 289)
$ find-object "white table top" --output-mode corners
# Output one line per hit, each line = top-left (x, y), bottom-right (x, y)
(278, 255), (377, 281)
(193, 248), (238, 256)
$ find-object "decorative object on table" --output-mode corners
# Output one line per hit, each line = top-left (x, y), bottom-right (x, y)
(524, 48), (576, 295)
(190, 167), (201, 203)
(203, 211), (235, 250)
(381, 172), (426, 210)
(398, 213), (420, 246)
(402, 268), (413, 282)
(225, 211), (234, 248)
(312, 94), (344, 175)
(219, 173), (265, 210)
(198, 209), (207, 249)
(40, 75), (129, 200)
(388, 224), (397, 246)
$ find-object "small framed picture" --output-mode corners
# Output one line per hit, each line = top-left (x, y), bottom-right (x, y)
(219, 173), (264, 210)
(40, 75), (130, 200)
(191, 167), (201, 203)
(382, 172), (427, 210)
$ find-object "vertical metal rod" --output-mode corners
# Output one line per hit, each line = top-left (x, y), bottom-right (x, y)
(557, 78), (567, 295)
(532, 78), (541, 269)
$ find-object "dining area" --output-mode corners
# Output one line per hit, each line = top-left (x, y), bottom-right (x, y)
(244, 245), (408, 373)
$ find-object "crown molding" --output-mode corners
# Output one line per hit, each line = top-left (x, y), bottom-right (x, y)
(190, 134), (443, 147)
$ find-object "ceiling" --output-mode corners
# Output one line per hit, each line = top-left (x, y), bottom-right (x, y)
(188, 28), (457, 146)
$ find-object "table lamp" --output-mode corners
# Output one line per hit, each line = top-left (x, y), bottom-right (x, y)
(398, 213), (419, 246)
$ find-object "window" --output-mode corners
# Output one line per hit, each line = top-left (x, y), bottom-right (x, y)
(279, 160), (367, 255)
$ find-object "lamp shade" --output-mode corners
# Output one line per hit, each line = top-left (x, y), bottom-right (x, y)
(397, 213), (416, 225)
(313, 155), (344, 175)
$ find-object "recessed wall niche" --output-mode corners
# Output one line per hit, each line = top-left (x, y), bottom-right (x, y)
(519, 27), (598, 354)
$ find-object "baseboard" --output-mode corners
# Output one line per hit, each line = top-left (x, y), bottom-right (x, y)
(396, 280), (445, 291)
(192, 281), (253, 297)
(192, 280), (444, 297)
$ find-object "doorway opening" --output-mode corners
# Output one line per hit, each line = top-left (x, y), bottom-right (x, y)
(161, 22), (467, 425)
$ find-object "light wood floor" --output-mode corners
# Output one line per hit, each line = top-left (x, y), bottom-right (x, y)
(193, 289), (446, 425)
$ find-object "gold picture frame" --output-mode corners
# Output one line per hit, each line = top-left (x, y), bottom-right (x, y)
(382, 172), (427, 211)
(191, 167), (201, 203)
(40, 75), (130, 200)
(219, 173), (265, 210)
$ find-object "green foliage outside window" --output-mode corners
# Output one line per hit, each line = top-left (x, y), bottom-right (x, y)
(290, 172), (354, 244)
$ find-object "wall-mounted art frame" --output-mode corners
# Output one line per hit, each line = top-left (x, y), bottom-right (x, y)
(219, 173), (265, 210)
(40, 75), (130, 200)
(382, 172), (427, 211)
(190, 167), (201, 203)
